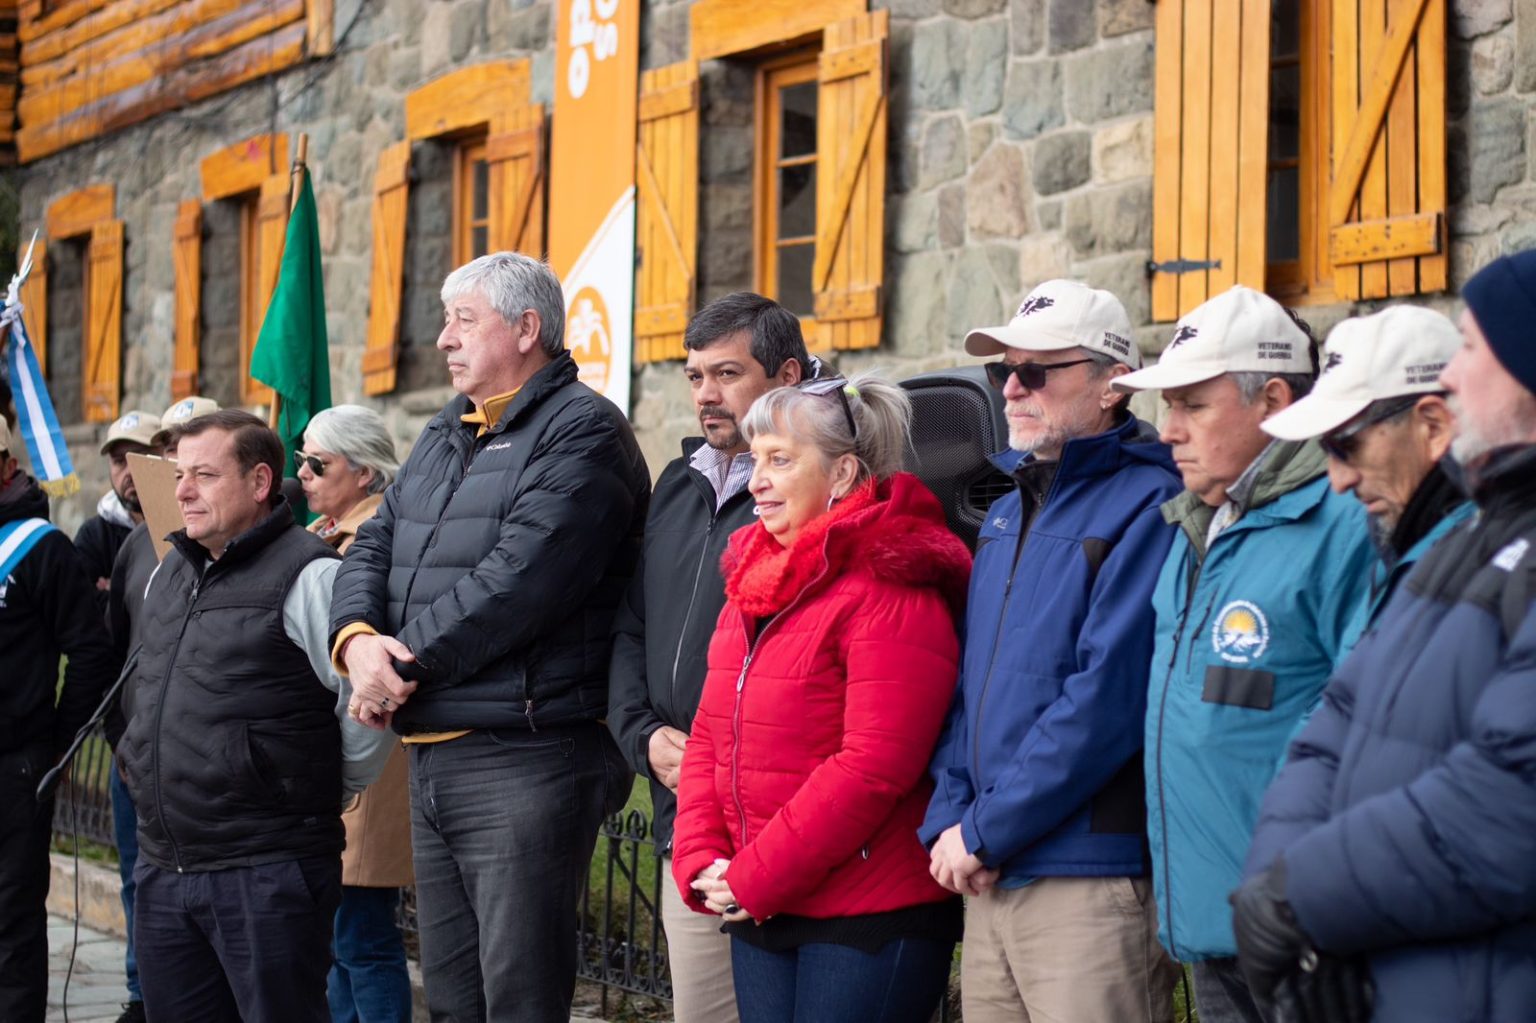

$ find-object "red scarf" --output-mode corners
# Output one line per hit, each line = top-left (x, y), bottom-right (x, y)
(725, 480), (879, 617)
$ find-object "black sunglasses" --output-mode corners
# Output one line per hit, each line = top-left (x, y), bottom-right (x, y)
(1318, 395), (1427, 464)
(985, 357), (1097, 393)
(801, 377), (859, 440)
(294, 451), (327, 477)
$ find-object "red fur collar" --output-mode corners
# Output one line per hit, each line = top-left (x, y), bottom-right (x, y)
(723, 474), (972, 618)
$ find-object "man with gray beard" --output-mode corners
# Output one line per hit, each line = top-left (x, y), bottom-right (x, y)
(920, 280), (1183, 1022)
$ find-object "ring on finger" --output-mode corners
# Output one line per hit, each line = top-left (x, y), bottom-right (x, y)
(380, 696), (392, 709)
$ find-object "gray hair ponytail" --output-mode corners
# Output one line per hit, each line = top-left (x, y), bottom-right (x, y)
(741, 372), (912, 483)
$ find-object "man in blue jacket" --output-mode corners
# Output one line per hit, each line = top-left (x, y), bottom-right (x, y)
(1235, 251), (1536, 1022)
(920, 279), (1184, 1022)
(1112, 285), (1375, 1022)
(1260, 306), (1472, 642)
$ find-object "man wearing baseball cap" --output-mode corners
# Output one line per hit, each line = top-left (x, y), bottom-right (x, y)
(1262, 306), (1472, 639)
(1112, 284), (1375, 1021)
(1233, 251), (1536, 1023)
(920, 279), (1184, 1021)
(150, 395), (219, 449)
(74, 410), (159, 600)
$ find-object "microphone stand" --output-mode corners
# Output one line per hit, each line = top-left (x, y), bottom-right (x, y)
(36, 648), (139, 806)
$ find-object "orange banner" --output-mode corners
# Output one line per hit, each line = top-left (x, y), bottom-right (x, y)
(549, 0), (640, 412)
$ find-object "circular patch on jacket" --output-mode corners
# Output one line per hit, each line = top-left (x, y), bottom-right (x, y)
(1212, 600), (1270, 664)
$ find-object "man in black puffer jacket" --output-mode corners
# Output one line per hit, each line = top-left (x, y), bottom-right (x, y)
(330, 252), (649, 1023)
(119, 411), (393, 1023)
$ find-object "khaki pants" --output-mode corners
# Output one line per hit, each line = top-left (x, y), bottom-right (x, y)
(661, 855), (740, 1023)
(961, 876), (1178, 1023)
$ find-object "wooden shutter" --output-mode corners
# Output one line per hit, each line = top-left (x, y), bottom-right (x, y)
(635, 59), (699, 364)
(246, 175), (288, 404)
(18, 237), (46, 373)
(1329, 0), (1446, 299)
(172, 200), (202, 401)
(812, 10), (888, 351)
(362, 141), (412, 397)
(1150, 0), (1270, 321)
(487, 103), (546, 257)
(83, 220), (123, 424)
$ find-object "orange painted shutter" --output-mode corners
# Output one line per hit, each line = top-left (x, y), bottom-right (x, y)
(362, 141), (412, 397)
(1150, 0), (1269, 321)
(172, 200), (202, 401)
(245, 175), (288, 405)
(83, 219), (123, 424)
(1329, 0), (1446, 299)
(487, 103), (546, 257)
(634, 59), (698, 365)
(813, 10), (888, 352)
(18, 237), (46, 374)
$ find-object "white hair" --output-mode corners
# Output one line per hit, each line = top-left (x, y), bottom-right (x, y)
(303, 405), (399, 495)
(441, 252), (566, 356)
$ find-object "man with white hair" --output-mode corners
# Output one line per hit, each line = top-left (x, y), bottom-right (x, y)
(329, 252), (649, 1021)
(919, 279), (1184, 1022)
(1234, 251), (1536, 1023)
(1113, 285), (1375, 1022)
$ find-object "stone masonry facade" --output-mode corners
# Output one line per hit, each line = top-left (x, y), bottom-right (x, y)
(11, 0), (1536, 537)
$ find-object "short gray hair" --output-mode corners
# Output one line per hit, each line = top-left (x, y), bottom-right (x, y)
(741, 373), (912, 484)
(1230, 371), (1317, 405)
(441, 252), (566, 357)
(303, 405), (400, 495)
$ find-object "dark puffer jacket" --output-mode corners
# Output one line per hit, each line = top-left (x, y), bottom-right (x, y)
(1246, 445), (1536, 1022)
(120, 503), (343, 872)
(329, 352), (650, 733)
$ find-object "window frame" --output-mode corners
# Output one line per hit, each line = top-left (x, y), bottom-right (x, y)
(453, 135), (492, 268)
(753, 49), (821, 335)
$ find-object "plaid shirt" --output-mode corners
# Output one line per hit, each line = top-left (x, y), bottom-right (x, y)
(689, 442), (754, 511)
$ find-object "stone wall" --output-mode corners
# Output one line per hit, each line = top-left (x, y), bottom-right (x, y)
(11, 0), (1536, 536)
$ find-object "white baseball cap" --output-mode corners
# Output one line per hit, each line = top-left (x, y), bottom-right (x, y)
(964, 279), (1140, 368)
(1113, 285), (1313, 393)
(1262, 306), (1460, 441)
(152, 395), (220, 446)
(100, 410), (160, 454)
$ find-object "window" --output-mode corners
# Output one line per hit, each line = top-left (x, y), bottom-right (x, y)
(39, 185), (123, 424)
(756, 54), (819, 321)
(454, 138), (492, 266)
(1150, 0), (1447, 319)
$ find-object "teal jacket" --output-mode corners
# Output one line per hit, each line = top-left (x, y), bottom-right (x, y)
(1145, 441), (1374, 962)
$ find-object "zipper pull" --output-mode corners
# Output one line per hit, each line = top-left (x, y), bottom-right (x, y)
(524, 699), (538, 731)
(736, 654), (753, 692)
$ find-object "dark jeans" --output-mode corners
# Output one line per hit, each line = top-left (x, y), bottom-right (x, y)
(409, 723), (629, 1023)
(0, 745), (52, 1023)
(730, 936), (955, 1023)
(328, 886), (411, 1023)
(1192, 957), (1274, 1023)
(134, 855), (342, 1022)
(109, 764), (142, 1002)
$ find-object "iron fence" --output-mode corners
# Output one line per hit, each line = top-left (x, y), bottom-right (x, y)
(51, 724), (955, 1020)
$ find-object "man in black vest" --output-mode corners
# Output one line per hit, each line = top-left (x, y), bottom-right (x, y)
(607, 293), (807, 1022)
(330, 252), (649, 1022)
(0, 417), (115, 1023)
(118, 411), (393, 1022)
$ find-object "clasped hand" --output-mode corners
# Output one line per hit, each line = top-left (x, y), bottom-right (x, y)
(342, 632), (419, 730)
(691, 859), (751, 923)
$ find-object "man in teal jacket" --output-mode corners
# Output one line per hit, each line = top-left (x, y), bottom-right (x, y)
(1113, 286), (1375, 1023)
(1261, 305), (1473, 646)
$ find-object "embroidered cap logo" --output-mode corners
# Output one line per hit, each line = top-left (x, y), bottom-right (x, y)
(1017, 296), (1056, 317)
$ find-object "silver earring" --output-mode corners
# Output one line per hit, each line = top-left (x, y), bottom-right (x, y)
(826, 494), (837, 512)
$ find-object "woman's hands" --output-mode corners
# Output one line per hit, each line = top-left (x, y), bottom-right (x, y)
(691, 858), (752, 923)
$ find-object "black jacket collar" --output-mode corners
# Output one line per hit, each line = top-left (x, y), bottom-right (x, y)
(169, 498), (298, 569)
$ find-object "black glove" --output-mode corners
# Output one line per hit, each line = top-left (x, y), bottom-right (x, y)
(1231, 857), (1311, 1007)
(1273, 954), (1373, 1023)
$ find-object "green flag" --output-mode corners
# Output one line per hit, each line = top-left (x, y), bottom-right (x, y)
(251, 169), (330, 521)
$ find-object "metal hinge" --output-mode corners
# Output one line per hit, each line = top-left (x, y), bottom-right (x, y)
(1146, 258), (1222, 275)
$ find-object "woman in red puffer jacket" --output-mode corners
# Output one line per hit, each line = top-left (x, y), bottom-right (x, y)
(671, 373), (971, 1023)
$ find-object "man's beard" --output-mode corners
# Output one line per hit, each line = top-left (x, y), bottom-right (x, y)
(699, 407), (741, 451)
(118, 485), (142, 515)
(1449, 392), (1515, 467)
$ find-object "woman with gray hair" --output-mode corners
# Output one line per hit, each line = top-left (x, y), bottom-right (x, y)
(297, 403), (413, 1022)
(672, 374), (972, 1023)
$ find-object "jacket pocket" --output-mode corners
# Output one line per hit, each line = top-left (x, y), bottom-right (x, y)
(1201, 665), (1275, 711)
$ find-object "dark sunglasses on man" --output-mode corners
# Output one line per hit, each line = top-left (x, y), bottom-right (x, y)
(294, 451), (327, 477)
(800, 376), (859, 440)
(984, 358), (1097, 393)
(1318, 394), (1430, 464)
